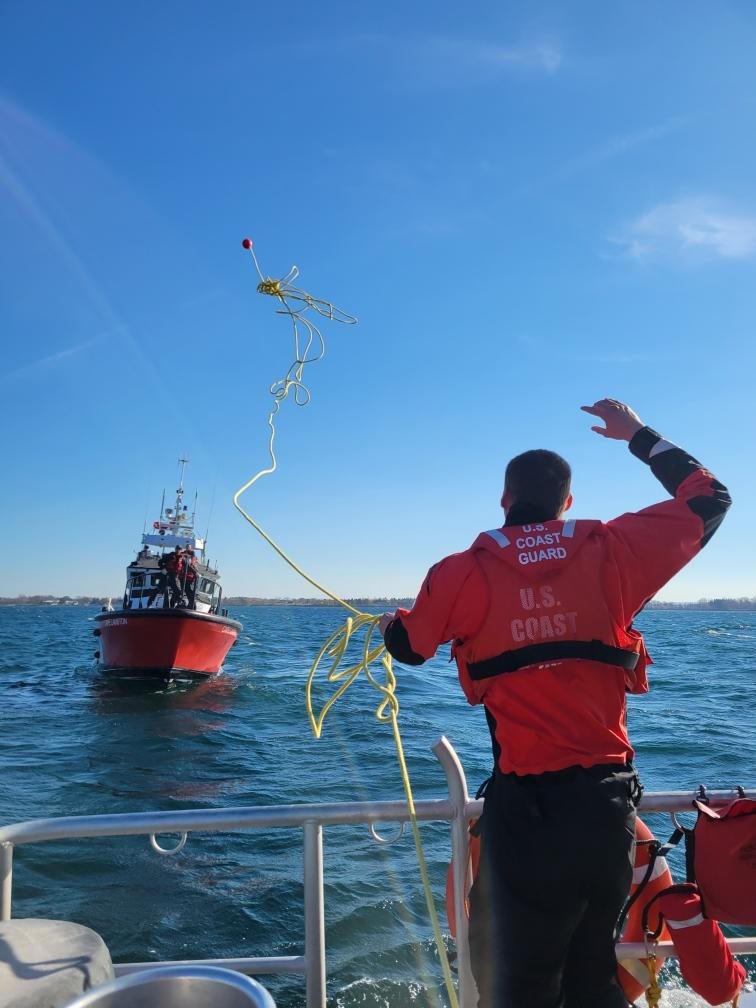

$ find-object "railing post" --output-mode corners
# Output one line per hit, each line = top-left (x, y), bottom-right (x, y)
(0, 843), (13, 921)
(433, 736), (478, 1008)
(303, 820), (326, 1008)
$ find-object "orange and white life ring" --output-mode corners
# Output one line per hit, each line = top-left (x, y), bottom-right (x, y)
(616, 818), (673, 1003)
(445, 819), (481, 940)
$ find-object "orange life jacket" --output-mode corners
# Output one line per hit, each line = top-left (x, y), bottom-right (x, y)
(452, 520), (649, 705)
(164, 551), (183, 575)
(689, 797), (756, 925)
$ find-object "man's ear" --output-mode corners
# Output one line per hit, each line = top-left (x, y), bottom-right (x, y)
(501, 489), (512, 511)
(562, 493), (573, 514)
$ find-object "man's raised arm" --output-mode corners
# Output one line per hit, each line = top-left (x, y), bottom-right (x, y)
(582, 398), (731, 613)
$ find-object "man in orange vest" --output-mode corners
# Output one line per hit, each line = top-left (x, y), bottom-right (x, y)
(162, 546), (185, 608)
(379, 399), (730, 1008)
(183, 548), (199, 609)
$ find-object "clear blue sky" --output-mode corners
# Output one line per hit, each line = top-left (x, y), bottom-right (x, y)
(1, 2), (754, 601)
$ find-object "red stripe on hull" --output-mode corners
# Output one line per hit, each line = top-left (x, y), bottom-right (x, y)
(95, 610), (240, 677)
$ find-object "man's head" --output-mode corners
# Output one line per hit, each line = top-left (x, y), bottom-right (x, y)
(501, 449), (572, 522)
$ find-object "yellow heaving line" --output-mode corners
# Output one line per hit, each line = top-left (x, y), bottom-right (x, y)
(233, 239), (459, 1008)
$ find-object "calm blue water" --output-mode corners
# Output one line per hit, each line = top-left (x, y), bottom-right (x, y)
(0, 605), (754, 1006)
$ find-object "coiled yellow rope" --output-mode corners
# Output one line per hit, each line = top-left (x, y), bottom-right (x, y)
(233, 240), (458, 1008)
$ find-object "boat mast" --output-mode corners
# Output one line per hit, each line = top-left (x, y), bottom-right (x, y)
(203, 487), (216, 560)
(158, 489), (166, 551)
(173, 456), (191, 541)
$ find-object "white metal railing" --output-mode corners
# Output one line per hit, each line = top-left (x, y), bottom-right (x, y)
(0, 737), (753, 1008)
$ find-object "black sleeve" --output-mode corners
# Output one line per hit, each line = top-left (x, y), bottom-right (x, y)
(628, 426), (731, 548)
(383, 618), (426, 666)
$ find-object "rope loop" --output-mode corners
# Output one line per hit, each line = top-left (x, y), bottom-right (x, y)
(306, 613), (397, 738)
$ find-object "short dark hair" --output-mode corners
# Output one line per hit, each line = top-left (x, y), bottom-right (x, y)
(504, 449), (571, 522)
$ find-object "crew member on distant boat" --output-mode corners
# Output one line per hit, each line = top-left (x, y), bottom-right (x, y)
(164, 546), (185, 608)
(146, 546), (184, 608)
(379, 398), (731, 1008)
(183, 548), (198, 609)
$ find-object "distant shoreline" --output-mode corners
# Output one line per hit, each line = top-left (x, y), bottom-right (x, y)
(0, 595), (416, 608)
(1, 595), (755, 611)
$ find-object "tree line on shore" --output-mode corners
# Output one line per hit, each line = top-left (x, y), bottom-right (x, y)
(0, 595), (110, 606)
(645, 597), (756, 610)
(2, 595), (756, 610)
(0, 594), (417, 607)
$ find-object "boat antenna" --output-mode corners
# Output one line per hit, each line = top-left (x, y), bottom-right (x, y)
(157, 488), (166, 553)
(203, 486), (216, 553)
(142, 477), (152, 537)
(175, 456), (189, 531)
(177, 456), (189, 497)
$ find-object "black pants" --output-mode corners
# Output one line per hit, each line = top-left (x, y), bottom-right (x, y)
(468, 763), (639, 1008)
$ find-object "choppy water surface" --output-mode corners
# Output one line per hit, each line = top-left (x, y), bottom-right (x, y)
(1, 605), (754, 1006)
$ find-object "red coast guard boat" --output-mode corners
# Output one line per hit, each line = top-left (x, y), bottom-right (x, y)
(93, 460), (242, 680)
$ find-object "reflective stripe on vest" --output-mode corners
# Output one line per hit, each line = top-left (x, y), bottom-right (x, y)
(667, 912), (705, 929)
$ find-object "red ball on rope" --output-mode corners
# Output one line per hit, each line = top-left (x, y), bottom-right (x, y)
(241, 238), (253, 250)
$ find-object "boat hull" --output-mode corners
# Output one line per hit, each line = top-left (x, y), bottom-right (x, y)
(94, 609), (242, 679)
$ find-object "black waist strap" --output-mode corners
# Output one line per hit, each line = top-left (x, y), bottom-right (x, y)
(469, 639), (640, 681)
